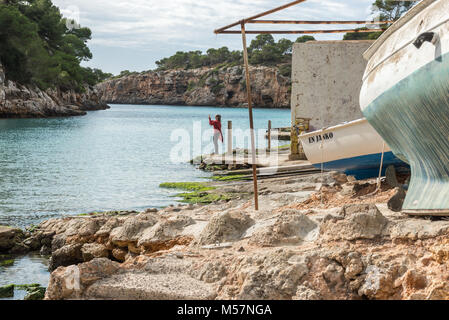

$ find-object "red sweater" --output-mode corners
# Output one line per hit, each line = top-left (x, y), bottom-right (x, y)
(209, 116), (223, 142)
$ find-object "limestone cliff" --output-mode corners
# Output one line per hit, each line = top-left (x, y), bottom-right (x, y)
(0, 62), (109, 118)
(96, 65), (291, 108)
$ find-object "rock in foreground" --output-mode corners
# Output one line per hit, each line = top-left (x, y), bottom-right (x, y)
(17, 172), (449, 300)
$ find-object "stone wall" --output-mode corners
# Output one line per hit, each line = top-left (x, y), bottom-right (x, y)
(291, 40), (374, 130)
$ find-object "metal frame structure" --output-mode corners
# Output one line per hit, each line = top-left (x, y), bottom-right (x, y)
(214, 0), (392, 211)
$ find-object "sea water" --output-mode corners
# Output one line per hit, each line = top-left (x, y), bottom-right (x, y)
(0, 104), (290, 228)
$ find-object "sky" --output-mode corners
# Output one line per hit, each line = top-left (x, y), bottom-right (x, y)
(52, 0), (378, 75)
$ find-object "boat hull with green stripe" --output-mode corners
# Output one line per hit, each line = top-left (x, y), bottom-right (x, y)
(360, 0), (449, 215)
(360, 0), (449, 216)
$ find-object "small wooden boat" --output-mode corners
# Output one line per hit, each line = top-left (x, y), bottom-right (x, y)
(360, 0), (449, 215)
(298, 118), (409, 180)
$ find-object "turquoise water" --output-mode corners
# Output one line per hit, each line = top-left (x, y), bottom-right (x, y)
(0, 104), (290, 228)
(0, 254), (49, 300)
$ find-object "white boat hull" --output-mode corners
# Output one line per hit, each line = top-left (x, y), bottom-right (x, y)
(299, 118), (408, 179)
(360, 0), (449, 214)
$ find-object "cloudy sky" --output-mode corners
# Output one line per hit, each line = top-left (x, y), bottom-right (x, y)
(53, 0), (377, 74)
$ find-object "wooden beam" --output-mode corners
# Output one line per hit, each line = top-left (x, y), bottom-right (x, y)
(217, 29), (384, 34)
(214, 0), (307, 34)
(247, 20), (393, 25)
(241, 22), (259, 211)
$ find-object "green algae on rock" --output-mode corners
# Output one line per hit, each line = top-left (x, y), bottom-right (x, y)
(0, 258), (14, 267)
(210, 174), (247, 182)
(159, 182), (215, 192)
(177, 191), (235, 204)
(0, 284), (14, 298)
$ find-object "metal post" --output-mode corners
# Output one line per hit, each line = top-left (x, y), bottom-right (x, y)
(241, 22), (259, 211)
(267, 120), (272, 152)
(227, 121), (233, 156)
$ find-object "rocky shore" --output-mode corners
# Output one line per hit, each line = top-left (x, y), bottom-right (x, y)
(0, 62), (110, 118)
(2, 170), (449, 300)
(96, 65), (291, 108)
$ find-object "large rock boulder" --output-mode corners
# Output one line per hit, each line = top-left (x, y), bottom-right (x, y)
(390, 219), (449, 241)
(49, 243), (83, 271)
(197, 210), (254, 245)
(250, 210), (319, 246)
(45, 258), (121, 300)
(231, 250), (309, 300)
(137, 215), (195, 252)
(46, 256), (217, 300)
(81, 243), (109, 262)
(320, 204), (388, 241)
(110, 215), (159, 248)
(0, 226), (25, 253)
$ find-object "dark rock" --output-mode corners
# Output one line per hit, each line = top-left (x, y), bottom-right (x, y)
(23, 236), (42, 251)
(0, 226), (25, 253)
(51, 234), (66, 252)
(24, 287), (46, 300)
(40, 244), (52, 256)
(49, 243), (83, 271)
(388, 187), (406, 212)
(385, 165), (400, 188)
(81, 243), (109, 262)
(9, 243), (30, 254)
(0, 284), (14, 298)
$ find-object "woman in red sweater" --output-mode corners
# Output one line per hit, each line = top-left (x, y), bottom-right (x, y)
(209, 115), (223, 154)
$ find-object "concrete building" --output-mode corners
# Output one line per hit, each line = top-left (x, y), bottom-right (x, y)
(290, 40), (374, 159)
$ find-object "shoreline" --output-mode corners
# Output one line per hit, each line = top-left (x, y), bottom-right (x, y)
(105, 102), (291, 110)
(2, 153), (449, 300)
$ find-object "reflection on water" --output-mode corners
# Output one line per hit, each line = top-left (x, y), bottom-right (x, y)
(0, 254), (50, 300)
(0, 105), (290, 228)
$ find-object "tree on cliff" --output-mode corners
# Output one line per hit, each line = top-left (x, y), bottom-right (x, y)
(295, 35), (316, 43)
(0, 0), (110, 91)
(155, 35), (315, 71)
(155, 47), (242, 71)
(247, 35), (315, 65)
(344, 0), (418, 40)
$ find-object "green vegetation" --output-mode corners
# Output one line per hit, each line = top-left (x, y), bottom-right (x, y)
(343, 27), (384, 41)
(154, 35), (315, 72)
(344, 1), (417, 40)
(0, 284), (14, 298)
(176, 191), (234, 204)
(210, 175), (247, 182)
(278, 64), (292, 77)
(159, 182), (214, 192)
(0, 259), (14, 267)
(21, 284), (46, 300)
(0, 254), (14, 267)
(156, 47), (242, 71)
(0, 0), (112, 91)
(78, 210), (138, 217)
(109, 70), (140, 80)
(372, 0), (417, 21)
(159, 181), (237, 204)
(0, 283), (46, 300)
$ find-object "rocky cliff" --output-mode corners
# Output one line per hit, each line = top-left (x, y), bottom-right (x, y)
(96, 65), (291, 108)
(0, 62), (109, 118)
